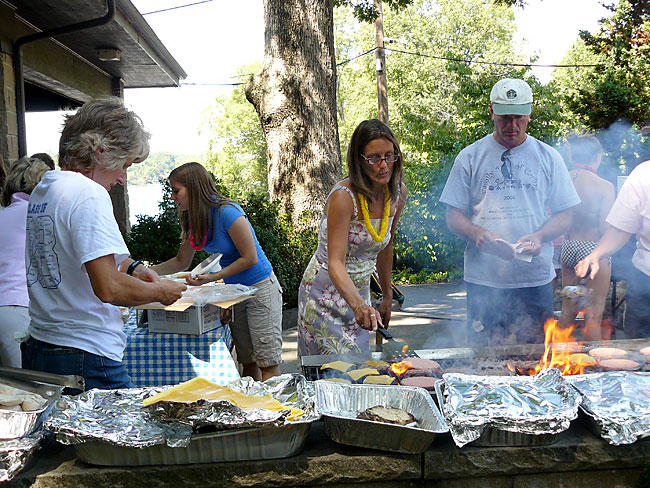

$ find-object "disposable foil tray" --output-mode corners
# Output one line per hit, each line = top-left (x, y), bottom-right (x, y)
(0, 376), (63, 440)
(436, 369), (581, 448)
(314, 381), (448, 454)
(567, 371), (650, 445)
(0, 431), (46, 482)
(75, 422), (311, 466)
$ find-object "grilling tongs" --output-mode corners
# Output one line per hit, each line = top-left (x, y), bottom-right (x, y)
(376, 326), (419, 361)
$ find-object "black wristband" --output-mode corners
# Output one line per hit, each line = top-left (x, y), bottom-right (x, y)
(127, 260), (142, 276)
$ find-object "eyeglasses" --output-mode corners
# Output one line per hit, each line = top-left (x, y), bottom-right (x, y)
(359, 153), (399, 165)
(500, 151), (512, 180)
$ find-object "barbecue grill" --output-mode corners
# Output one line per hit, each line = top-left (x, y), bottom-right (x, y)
(301, 339), (650, 382)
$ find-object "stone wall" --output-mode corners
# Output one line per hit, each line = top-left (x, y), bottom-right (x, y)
(0, 49), (18, 166)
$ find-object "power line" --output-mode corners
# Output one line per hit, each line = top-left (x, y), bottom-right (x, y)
(180, 81), (245, 86)
(141, 0), (214, 16)
(173, 45), (600, 87)
(384, 47), (601, 68)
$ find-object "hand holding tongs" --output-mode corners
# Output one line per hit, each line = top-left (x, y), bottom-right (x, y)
(559, 279), (592, 302)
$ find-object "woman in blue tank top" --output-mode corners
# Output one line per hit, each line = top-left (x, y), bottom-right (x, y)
(152, 162), (283, 380)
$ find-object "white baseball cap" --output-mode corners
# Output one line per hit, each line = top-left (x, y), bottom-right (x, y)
(490, 78), (533, 116)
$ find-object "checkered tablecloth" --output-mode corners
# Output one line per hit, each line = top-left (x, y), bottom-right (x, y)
(122, 310), (240, 387)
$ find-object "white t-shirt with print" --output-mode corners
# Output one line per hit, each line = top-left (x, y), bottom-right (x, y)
(606, 161), (650, 277)
(26, 171), (129, 361)
(440, 134), (580, 288)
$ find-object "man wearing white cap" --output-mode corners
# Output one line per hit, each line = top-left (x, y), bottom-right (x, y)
(440, 78), (580, 345)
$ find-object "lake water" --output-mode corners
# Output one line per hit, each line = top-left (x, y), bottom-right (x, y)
(128, 183), (164, 225)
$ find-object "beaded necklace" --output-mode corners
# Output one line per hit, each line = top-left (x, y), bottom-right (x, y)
(189, 228), (207, 250)
(358, 185), (390, 242)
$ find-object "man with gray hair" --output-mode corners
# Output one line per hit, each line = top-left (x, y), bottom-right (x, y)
(440, 78), (580, 345)
(23, 97), (186, 391)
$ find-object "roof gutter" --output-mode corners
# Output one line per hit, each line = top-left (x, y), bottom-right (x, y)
(12, 0), (116, 158)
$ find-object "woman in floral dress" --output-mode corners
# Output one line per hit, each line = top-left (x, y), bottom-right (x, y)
(298, 119), (407, 356)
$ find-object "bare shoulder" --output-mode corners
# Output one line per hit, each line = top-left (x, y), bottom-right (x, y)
(325, 180), (355, 217)
(591, 173), (615, 197)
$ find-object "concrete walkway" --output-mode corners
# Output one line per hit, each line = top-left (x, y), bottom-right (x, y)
(280, 281), (467, 374)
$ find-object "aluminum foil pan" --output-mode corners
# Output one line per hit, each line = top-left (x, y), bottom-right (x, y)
(437, 368), (581, 447)
(75, 423), (311, 466)
(0, 431), (45, 482)
(314, 381), (448, 454)
(0, 377), (63, 440)
(46, 374), (318, 449)
(567, 371), (650, 445)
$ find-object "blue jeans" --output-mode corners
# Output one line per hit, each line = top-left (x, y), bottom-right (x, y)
(22, 337), (133, 393)
(624, 265), (650, 339)
(466, 282), (553, 345)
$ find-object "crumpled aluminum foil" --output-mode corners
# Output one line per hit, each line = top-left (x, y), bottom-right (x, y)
(0, 431), (45, 482)
(440, 368), (581, 447)
(45, 374), (318, 449)
(567, 371), (650, 445)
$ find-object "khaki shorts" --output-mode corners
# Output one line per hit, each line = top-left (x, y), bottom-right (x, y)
(230, 271), (283, 368)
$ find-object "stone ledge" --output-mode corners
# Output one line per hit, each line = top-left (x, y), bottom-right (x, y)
(424, 421), (650, 479)
(8, 423), (421, 488)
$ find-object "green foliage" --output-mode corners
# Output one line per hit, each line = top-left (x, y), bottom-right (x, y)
(392, 267), (462, 284)
(335, 0), (413, 22)
(555, 0), (650, 130)
(241, 195), (318, 308)
(128, 152), (198, 185)
(203, 63), (268, 200)
(552, 1), (650, 175)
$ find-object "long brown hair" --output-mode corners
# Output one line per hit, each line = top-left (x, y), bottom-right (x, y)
(168, 162), (234, 247)
(346, 119), (403, 202)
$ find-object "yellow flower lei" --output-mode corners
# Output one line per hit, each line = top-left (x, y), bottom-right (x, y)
(358, 185), (390, 242)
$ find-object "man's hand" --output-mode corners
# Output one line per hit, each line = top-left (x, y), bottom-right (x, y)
(157, 280), (187, 305)
(575, 253), (601, 281)
(135, 267), (161, 283)
(516, 233), (542, 256)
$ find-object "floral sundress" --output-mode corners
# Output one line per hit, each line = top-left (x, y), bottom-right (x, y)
(297, 184), (394, 356)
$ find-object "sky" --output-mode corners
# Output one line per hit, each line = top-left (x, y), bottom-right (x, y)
(25, 0), (612, 158)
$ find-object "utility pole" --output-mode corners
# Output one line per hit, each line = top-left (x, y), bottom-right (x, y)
(374, 0), (388, 124)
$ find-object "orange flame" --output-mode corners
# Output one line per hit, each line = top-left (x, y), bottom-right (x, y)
(528, 318), (589, 375)
(402, 344), (409, 355)
(390, 361), (413, 376)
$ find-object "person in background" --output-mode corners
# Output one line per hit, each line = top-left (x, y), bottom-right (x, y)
(558, 136), (615, 340)
(23, 97), (186, 390)
(151, 162), (283, 381)
(440, 78), (580, 345)
(576, 159), (650, 339)
(0, 157), (51, 367)
(298, 119), (408, 356)
(30, 153), (55, 170)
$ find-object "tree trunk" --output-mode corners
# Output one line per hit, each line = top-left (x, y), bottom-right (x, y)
(246, 0), (341, 223)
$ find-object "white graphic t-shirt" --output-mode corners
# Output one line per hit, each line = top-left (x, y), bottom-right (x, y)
(26, 171), (129, 361)
(440, 134), (580, 288)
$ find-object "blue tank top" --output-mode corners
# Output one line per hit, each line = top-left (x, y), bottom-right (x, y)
(203, 202), (272, 286)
